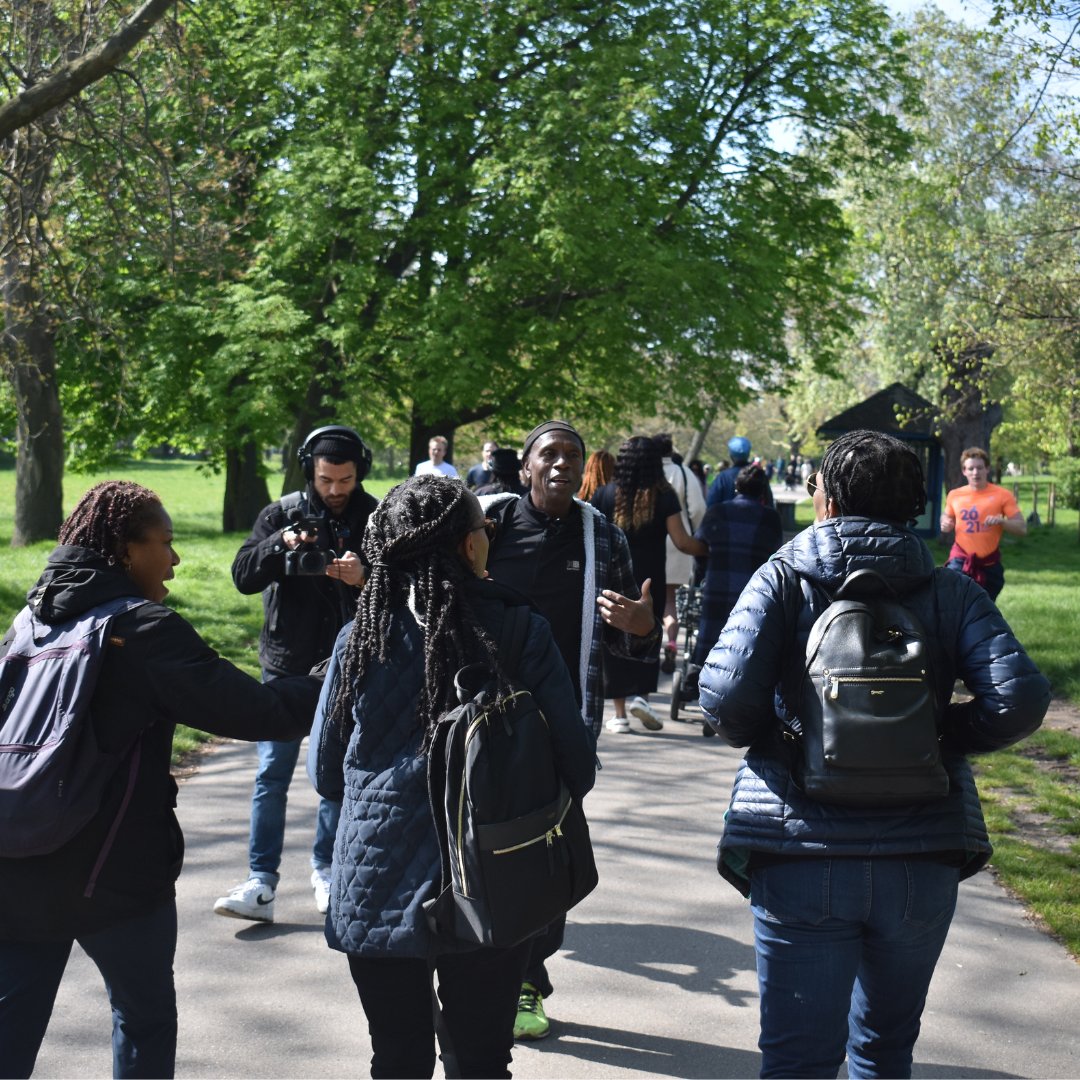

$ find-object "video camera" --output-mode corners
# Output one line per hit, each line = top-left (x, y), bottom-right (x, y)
(284, 506), (333, 576)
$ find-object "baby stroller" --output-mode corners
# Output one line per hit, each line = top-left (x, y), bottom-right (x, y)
(668, 575), (715, 737)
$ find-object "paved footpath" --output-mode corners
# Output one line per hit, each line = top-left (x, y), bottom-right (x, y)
(33, 691), (1080, 1079)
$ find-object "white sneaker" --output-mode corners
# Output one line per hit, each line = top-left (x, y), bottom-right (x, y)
(311, 867), (331, 914)
(628, 696), (663, 731)
(213, 877), (275, 922)
(606, 716), (631, 733)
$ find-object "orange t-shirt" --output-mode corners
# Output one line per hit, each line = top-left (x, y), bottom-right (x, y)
(944, 483), (1020, 558)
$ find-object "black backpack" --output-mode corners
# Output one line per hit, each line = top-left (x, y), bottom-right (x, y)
(0, 597), (149, 868)
(785, 567), (949, 806)
(424, 604), (598, 950)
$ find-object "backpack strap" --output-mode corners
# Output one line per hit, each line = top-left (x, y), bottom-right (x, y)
(278, 490), (307, 519)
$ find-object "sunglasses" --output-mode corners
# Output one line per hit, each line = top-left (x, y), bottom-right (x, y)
(471, 517), (498, 542)
(806, 472), (820, 497)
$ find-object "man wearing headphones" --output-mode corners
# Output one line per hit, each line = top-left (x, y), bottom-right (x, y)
(214, 425), (378, 922)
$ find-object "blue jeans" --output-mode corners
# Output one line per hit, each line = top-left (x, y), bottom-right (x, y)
(750, 858), (959, 1080)
(249, 736), (340, 886)
(0, 901), (178, 1079)
(945, 556), (1004, 602)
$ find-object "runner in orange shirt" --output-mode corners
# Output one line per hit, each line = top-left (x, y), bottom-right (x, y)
(939, 446), (1026, 601)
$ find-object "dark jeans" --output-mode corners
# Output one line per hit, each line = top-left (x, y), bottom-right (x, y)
(750, 858), (959, 1079)
(945, 556), (1005, 602)
(348, 941), (530, 1079)
(250, 670), (340, 886)
(0, 900), (178, 1079)
(523, 914), (565, 998)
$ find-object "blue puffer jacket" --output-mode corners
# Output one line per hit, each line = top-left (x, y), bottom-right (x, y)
(308, 578), (596, 957)
(699, 517), (1051, 896)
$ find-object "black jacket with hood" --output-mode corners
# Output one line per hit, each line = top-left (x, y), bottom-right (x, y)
(0, 546), (319, 942)
(232, 486), (378, 676)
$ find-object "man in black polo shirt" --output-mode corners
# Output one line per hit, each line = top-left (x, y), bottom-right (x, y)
(481, 419), (660, 1041)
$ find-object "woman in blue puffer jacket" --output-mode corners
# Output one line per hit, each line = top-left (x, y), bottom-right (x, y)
(308, 475), (595, 1079)
(699, 430), (1050, 1080)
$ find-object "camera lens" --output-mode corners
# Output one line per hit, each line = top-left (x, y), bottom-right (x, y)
(298, 549), (325, 574)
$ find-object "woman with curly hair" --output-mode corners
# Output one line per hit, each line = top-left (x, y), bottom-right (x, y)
(0, 481), (318, 1079)
(577, 449), (614, 502)
(308, 475), (595, 1079)
(590, 436), (705, 732)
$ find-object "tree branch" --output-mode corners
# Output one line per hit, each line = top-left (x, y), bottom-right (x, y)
(0, 0), (176, 141)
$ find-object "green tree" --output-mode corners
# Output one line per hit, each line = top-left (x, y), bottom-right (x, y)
(1, 0), (180, 544)
(126, 0), (916, 513)
(831, 7), (1079, 484)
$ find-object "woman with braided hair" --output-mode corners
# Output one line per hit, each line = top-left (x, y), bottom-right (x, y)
(308, 475), (594, 1079)
(0, 481), (320, 1078)
(590, 435), (706, 732)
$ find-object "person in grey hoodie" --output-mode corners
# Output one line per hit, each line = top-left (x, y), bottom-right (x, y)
(699, 430), (1050, 1080)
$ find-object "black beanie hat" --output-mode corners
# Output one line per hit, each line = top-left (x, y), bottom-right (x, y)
(309, 433), (365, 467)
(521, 420), (586, 461)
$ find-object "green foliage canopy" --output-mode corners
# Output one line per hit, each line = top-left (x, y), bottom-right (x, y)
(88, 0), (916, 465)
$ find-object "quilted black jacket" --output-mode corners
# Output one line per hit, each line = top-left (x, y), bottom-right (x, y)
(308, 577), (596, 958)
(698, 517), (1051, 896)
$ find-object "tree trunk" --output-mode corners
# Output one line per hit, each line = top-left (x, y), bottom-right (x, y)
(937, 343), (1003, 488)
(685, 412), (715, 463)
(222, 439), (271, 532)
(3, 248), (64, 546)
(280, 354), (345, 496)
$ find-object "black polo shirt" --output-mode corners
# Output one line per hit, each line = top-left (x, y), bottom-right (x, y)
(486, 495), (585, 707)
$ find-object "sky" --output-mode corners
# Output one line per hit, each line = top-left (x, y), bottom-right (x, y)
(884, 0), (996, 26)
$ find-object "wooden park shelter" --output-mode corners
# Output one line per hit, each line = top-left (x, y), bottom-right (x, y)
(817, 382), (943, 538)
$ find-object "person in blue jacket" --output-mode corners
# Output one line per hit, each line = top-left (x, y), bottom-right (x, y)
(308, 475), (595, 1080)
(706, 436), (775, 509)
(699, 429), (1050, 1080)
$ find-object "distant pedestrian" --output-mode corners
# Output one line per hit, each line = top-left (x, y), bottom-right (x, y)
(699, 429), (1050, 1079)
(414, 436), (459, 479)
(466, 441), (499, 489)
(655, 433), (707, 673)
(590, 436), (705, 732)
(691, 464), (782, 673)
(707, 437), (775, 509)
(939, 446), (1026, 601)
(577, 449), (614, 503)
(475, 448), (527, 496)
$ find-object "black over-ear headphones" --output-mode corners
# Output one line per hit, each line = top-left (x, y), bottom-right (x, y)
(298, 425), (373, 483)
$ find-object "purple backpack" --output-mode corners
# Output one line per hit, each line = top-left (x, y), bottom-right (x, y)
(0, 597), (148, 885)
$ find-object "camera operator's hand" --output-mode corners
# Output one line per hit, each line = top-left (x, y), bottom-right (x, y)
(281, 527), (318, 550)
(327, 551), (365, 588)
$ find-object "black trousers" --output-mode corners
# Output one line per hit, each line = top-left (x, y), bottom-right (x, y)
(347, 942), (530, 1079)
(523, 914), (565, 998)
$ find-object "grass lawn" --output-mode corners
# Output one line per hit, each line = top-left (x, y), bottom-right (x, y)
(3, 463), (1079, 953)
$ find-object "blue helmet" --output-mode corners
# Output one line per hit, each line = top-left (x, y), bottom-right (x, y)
(727, 436), (752, 462)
